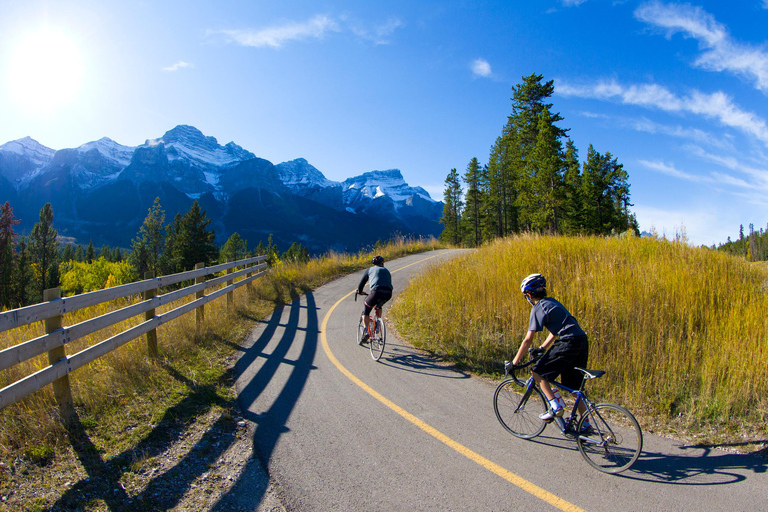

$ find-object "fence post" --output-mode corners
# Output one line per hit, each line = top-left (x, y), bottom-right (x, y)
(144, 271), (158, 358)
(227, 258), (234, 310)
(246, 259), (254, 294)
(44, 287), (74, 422)
(195, 262), (205, 333)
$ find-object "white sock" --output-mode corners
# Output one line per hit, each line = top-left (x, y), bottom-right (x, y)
(549, 399), (560, 411)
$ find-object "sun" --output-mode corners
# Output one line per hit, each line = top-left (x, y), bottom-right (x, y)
(7, 26), (84, 113)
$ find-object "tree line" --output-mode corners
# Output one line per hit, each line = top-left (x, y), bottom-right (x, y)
(440, 73), (638, 246)
(0, 198), (310, 309)
(717, 223), (768, 262)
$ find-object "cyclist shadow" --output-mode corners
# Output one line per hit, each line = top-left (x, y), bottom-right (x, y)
(377, 342), (470, 380)
(530, 430), (767, 485)
(620, 442), (768, 485)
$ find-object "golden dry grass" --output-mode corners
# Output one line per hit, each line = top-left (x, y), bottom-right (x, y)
(390, 234), (768, 445)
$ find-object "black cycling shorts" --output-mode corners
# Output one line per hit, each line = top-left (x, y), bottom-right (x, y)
(532, 336), (589, 390)
(363, 288), (392, 316)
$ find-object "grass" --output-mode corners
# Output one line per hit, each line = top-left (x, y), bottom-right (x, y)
(389, 234), (768, 451)
(0, 236), (442, 506)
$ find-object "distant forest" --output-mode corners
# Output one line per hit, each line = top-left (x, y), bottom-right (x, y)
(439, 73), (638, 246)
(0, 198), (309, 309)
(717, 223), (768, 262)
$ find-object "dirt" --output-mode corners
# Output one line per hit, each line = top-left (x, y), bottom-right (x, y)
(0, 405), (286, 512)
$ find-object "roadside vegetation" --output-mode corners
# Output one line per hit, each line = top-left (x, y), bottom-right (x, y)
(389, 234), (768, 451)
(0, 236), (441, 509)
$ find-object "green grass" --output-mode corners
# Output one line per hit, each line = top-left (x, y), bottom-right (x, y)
(389, 234), (768, 449)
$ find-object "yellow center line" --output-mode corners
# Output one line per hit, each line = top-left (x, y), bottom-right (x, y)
(320, 253), (586, 512)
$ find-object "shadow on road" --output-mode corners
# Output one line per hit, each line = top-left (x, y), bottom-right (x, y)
(527, 429), (767, 485)
(377, 342), (470, 379)
(215, 293), (319, 510)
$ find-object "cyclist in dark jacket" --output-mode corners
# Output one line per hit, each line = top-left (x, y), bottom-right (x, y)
(357, 255), (392, 343)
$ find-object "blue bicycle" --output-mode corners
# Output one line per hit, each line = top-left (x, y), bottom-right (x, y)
(493, 350), (643, 474)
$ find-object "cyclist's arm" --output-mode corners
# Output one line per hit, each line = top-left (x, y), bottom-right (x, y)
(357, 271), (369, 294)
(512, 330), (536, 365)
(540, 332), (557, 351)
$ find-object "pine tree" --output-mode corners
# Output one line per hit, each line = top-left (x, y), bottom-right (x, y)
(86, 240), (95, 264)
(0, 202), (20, 308)
(580, 145), (633, 235)
(220, 232), (248, 262)
(13, 236), (32, 307)
(161, 213), (184, 275)
(74, 244), (84, 262)
(61, 244), (75, 263)
(560, 139), (582, 234)
(462, 157), (484, 246)
(440, 168), (463, 245)
(29, 203), (59, 301)
(131, 197), (166, 276)
(176, 200), (217, 271)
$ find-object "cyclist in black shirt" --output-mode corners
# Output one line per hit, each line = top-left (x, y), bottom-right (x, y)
(512, 273), (589, 424)
(357, 255), (393, 344)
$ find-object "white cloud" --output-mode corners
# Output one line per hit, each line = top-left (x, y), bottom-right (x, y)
(635, 2), (768, 93)
(162, 61), (192, 72)
(212, 15), (340, 49)
(638, 160), (704, 181)
(628, 117), (728, 148)
(471, 58), (492, 78)
(348, 17), (403, 45)
(686, 145), (768, 189)
(557, 79), (768, 146)
(562, 0), (588, 6)
(632, 204), (734, 246)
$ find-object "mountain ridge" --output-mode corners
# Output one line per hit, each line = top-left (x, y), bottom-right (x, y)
(0, 125), (442, 253)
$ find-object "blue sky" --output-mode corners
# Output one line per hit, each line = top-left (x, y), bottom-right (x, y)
(1, 1), (767, 246)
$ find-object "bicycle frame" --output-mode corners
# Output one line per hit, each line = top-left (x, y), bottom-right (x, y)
(519, 375), (601, 441)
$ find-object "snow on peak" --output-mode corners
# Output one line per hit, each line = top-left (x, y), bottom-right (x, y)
(0, 136), (55, 163)
(342, 168), (436, 205)
(144, 125), (255, 169)
(276, 158), (340, 189)
(77, 137), (135, 167)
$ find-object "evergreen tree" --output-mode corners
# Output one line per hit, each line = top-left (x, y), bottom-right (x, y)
(98, 244), (110, 260)
(0, 202), (20, 308)
(161, 213), (184, 275)
(220, 232), (248, 262)
(265, 234), (279, 265)
(440, 168), (463, 245)
(176, 200), (217, 271)
(560, 139), (583, 234)
(61, 244), (75, 263)
(74, 244), (84, 262)
(29, 203), (59, 301)
(86, 240), (95, 263)
(13, 236), (32, 307)
(131, 197), (166, 276)
(462, 157), (484, 246)
(580, 145), (634, 235)
(282, 242), (310, 263)
(255, 240), (266, 257)
(518, 107), (564, 233)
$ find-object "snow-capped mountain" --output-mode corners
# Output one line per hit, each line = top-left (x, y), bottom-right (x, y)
(0, 137), (56, 186)
(0, 125), (442, 252)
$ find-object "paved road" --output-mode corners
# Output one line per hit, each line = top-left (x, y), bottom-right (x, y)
(233, 249), (767, 511)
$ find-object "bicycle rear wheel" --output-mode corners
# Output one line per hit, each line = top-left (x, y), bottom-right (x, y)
(369, 318), (385, 361)
(577, 403), (642, 474)
(357, 316), (366, 346)
(493, 377), (548, 439)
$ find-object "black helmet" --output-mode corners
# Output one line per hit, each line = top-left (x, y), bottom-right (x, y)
(372, 255), (384, 266)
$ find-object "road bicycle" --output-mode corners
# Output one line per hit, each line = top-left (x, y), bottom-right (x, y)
(493, 349), (643, 474)
(354, 291), (386, 361)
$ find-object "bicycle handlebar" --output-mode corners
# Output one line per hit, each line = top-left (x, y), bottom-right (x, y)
(504, 348), (544, 378)
(354, 290), (369, 302)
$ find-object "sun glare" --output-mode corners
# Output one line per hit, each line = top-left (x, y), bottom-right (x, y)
(7, 27), (84, 113)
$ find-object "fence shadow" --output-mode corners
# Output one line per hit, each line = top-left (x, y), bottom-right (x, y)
(49, 360), (242, 510)
(378, 343), (470, 379)
(213, 293), (318, 510)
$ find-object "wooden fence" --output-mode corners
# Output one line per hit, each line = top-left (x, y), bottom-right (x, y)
(0, 255), (268, 419)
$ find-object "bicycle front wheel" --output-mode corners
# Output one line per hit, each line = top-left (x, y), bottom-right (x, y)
(357, 316), (366, 346)
(493, 378), (548, 439)
(369, 318), (385, 361)
(577, 403), (643, 474)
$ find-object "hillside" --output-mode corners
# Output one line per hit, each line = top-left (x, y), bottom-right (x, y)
(389, 234), (768, 450)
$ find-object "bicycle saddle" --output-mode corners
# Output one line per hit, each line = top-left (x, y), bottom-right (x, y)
(574, 368), (606, 380)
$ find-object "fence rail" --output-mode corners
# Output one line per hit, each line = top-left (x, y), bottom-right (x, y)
(0, 255), (268, 416)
